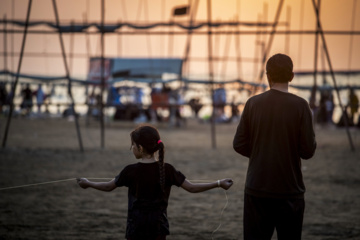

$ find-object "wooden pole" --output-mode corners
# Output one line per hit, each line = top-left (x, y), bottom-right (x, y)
(144, 0), (152, 59)
(235, 0), (242, 80)
(117, 19), (122, 57)
(256, 0), (284, 86)
(285, 6), (291, 54)
(100, 0), (105, 148)
(311, 0), (355, 151)
(2, 29), (360, 36)
(298, 0), (305, 68)
(220, 20), (232, 77)
(253, 14), (261, 82)
(52, 0), (84, 152)
(11, 0), (15, 79)
(2, 0), (32, 148)
(207, 0), (216, 149)
(82, 12), (92, 127)
(183, 0), (199, 76)
(3, 15), (8, 82)
(69, 21), (75, 75)
(312, 0), (320, 105)
(347, 0), (357, 83)
(118, 0), (128, 57)
(168, 16), (174, 57)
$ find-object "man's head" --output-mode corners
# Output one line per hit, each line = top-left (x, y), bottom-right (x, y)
(266, 53), (294, 84)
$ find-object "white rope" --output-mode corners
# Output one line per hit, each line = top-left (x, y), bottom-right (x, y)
(0, 177), (232, 239)
(211, 189), (229, 240)
(0, 178), (221, 191)
(188, 179), (232, 239)
(0, 178), (113, 191)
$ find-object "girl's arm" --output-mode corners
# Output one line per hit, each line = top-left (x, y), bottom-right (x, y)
(181, 178), (233, 193)
(77, 178), (117, 192)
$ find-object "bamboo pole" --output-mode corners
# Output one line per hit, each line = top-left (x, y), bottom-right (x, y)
(311, 0), (355, 151)
(285, 6), (291, 54)
(83, 12), (92, 127)
(0, 52), (262, 62)
(182, 0), (199, 76)
(2, 0), (32, 148)
(312, 0), (320, 110)
(347, 0), (357, 85)
(69, 21), (75, 75)
(3, 15), (8, 81)
(207, 0), (216, 149)
(253, 14), (262, 81)
(10, 0), (15, 80)
(235, 2), (242, 80)
(298, 0), (305, 69)
(220, 20), (232, 78)
(100, 0), (105, 149)
(254, 0), (284, 91)
(52, 0), (84, 152)
(2, 29), (360, 36)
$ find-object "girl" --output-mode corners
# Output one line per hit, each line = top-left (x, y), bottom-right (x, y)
(77, 124), (233, 240)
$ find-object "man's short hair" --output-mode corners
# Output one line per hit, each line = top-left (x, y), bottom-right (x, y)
(266, 53), (293, 83)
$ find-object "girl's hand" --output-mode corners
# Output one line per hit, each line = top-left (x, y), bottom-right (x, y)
(77, 178), (90, 189)
(219, 179), (233, 190)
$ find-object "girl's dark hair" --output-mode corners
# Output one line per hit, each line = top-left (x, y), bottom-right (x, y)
(130, 125), (165, 192)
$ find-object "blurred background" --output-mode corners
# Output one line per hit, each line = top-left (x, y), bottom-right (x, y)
(0, 0), (359, 130)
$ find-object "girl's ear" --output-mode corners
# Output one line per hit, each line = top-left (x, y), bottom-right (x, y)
(138, 145), (144, 154)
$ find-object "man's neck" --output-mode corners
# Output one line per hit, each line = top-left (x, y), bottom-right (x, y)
(270, 82), (289, 93)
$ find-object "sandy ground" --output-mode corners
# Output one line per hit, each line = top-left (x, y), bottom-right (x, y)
(0, 116), (360, 240)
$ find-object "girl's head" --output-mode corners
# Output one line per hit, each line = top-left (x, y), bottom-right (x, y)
(130, 125), (165, 191)
(130, 125), (163, 156)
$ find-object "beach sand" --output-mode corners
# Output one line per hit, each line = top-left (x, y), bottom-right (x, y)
(0, 116), (360, 240)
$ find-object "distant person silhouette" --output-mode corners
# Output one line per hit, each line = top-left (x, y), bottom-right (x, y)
(20, 83), (33, 116)
(213, 84), (227, 121)
(189, 97), (202, 119)
(35, 84), (45, 115)
(348, 87), (359, 125)
(0, 82), (7, 114)
(233, 53), (317, 240)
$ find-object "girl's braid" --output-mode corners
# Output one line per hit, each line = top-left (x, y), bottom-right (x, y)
(157, 141), (165, 193)
(130, 125), (166, 193)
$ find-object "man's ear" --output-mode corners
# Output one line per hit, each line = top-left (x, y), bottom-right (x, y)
(266, 73), (273, 87)
(139, 145), (144, 153)
(289, 72), (294, 82)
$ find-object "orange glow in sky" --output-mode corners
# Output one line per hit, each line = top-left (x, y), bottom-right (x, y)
(0, 0), (359, 80)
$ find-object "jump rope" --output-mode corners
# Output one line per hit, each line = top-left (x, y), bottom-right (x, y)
(0, 177), (241, 239)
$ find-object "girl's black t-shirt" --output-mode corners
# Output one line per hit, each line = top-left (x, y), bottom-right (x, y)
(115, 162), (185, 239)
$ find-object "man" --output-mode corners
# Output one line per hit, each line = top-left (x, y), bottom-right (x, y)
(35, 84), (45, 115)
(348, 87), (359, 125)
(233, 53), (316, 240)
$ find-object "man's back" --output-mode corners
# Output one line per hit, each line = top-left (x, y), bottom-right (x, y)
(234, 53), (316, 240)
(233, 89), (316, 198)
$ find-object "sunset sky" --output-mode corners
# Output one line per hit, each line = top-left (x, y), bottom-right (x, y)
(0, 0), (359, 82)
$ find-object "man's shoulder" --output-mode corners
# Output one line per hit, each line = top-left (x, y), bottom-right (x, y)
(246, 90), (309, 109)
(246, 90), (273, 103)
(286, 92), (309, 105)
(247, 91), (267, 101)
(256, 89), (307, 101)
